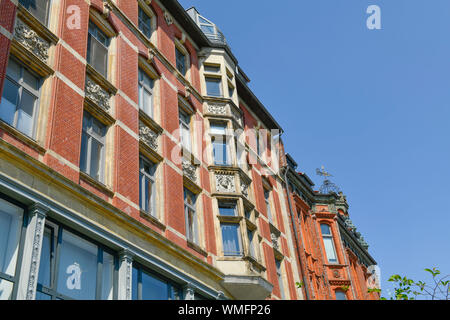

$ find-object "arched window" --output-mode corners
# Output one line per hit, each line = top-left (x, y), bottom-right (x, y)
(320, 224), (338, 263)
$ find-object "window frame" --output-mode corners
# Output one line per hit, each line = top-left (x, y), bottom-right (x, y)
(320, 223), (339, 264)
(218, 201), (243, 257)
(210, 121), (230, 166)
(0, 195), (28, 300)
(36, 219), (119, 300)
(264, 188), (273, 223)
(87, 21), (110, 78)
(138, 68), (155, 118)
(175, 46), (187, 77)
(19, 0), (52, 27)
(138, 6), (152, 39)
(179, 108), (192, 151)
(0, 57), (41, 139)
(139, 156), (157, 216)
(335, 290), (347, 300)
(80, 111), (107, 184)
(184, 188), (198, 245)
(131, 262), (182, 300)
(205, 76), (223, 98)
(275, 258), (285, 299)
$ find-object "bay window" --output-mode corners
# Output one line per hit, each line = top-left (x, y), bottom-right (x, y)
(218, 202), (242, 257)
(211, 122), (230, 166)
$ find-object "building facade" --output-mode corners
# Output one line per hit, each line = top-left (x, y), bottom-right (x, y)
(0, 0), (379, 300)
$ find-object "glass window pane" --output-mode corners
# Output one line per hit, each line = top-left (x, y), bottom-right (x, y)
(141, 271), (168, 300)
(90, 37), (108, 77)
(210, 123), (226, 135)
(218, 205), (235, 217)
(321, 224), (331, 235)
(175, 47), (186, 75)
(16, 89), (36, 137)
(142, 89), (152, 117)
(101, 251), (114, 300)
(132, 266), (138, 300)
(89, 138), (103, 181)
(0, 79), (19, 126)
(79, 132), (89, 174)
(56, 230), (98, 300)
(206, 78), (222, 97)
(335, 291), (347, 300)
(37, 227), (53, 288)
(0, 199), (23, 277)
(213, 140), (228, 165)
(6, 59), (20, 81)
(323, 238), (337, 263)
(35, 291), (52, 300)
(19, 0), (50, 25)
(201, 25), (215, 34)
(0, 279), (14, 300)
(23, 69), (39, 91)
(221, 224), (241, 256)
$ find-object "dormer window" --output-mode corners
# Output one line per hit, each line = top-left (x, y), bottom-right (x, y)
(198, 16), (215, 34)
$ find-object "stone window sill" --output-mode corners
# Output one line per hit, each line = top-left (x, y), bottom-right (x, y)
(79, 171), (114, 198)
(187, 240), (208, 257)
(0, 120), (46, 154)
(140, 210), (166, 231)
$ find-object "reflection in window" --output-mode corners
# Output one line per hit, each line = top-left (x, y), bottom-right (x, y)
(335, 290), (347, 300)
(0, 58), (41, 138)
(0, 198), (24, 300)
(138, 68), (154, 117)
(87, 22), (110, 77)
(184, 188), (198, 244)
(36, 222), (116, 300)
(320, 224), (338, 263)
(139, 157), (156, 216)
(175, 47), (187, 76)
(138, 7), (152, 39)
(19, 0), (51, 26)
(132, 265), (181, 300)
(221, 224), (242, 257)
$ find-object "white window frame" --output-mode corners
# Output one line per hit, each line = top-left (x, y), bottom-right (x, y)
(139, 156), (156, 216)
(184, 188), (198, 245)
(179, 108), (192, 151)
(0, 57), (41, 139)
(320, 223), (338, 264)
(138, 68), (154, 118)
(80, 112), (107, 183)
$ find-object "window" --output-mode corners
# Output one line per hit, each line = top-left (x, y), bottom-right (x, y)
(0, 198), (24, 300)
(132, 264), (181, 300)
(320, 224), (338, 263)
(218, 202), (242, 257)
(228, 84), (234, 99)
(184, 188), (198, 244)
(87, 22), (110, 77)
(36, 221), (117, 300)
(264, 189), (273, 223)
(211, 122), (230, 166)
(138, 68), (154, 117)
(0, 58), (41, 138)
(221, 224), (242, 257)
(275, 259), (285, 299)
(175, 47), (187, 76)
(179, 108), (191, 151)
(138, 7), (152, 39)
(247, 230), (255, 258)
(19, 0), (51, 26)
(139, 157), (156, 216)
(218, 202), (236, 217)
(205, 77), (222, 97)
(335, 290), (347, 300)
(80, 112), (106, 183)
(198, 16), (215, 34)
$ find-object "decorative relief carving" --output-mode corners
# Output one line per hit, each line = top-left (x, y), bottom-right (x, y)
(333, 270), (341, 279)
(182, 160), (197, 182)
(231, 109), (243, 126)
(164, 11), (173, 25)
(216, 173), (235, 193)
(208, 104), (227, 115)
(271, 233), (279, 250)
(85, 78), (111, 111)
(139, 122), (159, 150)
(14, 19), (50, 62)
(241, 181), (249, 198)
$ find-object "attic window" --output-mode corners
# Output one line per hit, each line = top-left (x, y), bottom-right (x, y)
(198, 16), (215, 34)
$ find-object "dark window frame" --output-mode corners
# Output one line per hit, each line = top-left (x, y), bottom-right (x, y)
(36, 218), (119, 300)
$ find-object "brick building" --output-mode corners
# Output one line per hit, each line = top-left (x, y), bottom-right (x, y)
(0, 0), (379, 300)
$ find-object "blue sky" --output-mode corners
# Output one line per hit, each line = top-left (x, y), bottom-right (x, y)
(179, 0), (450, 297)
